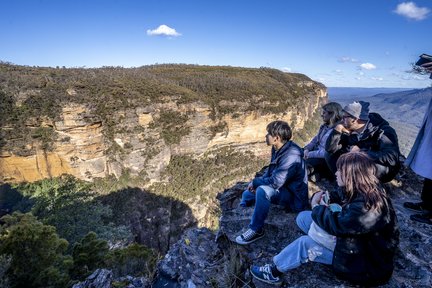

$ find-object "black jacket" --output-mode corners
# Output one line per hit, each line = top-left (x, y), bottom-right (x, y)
(326, 113), (401, 181)
(312, 189), (399, 286)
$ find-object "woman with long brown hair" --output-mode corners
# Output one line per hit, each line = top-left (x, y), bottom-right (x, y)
(304, 102), (342, 181)
(250, 152), (399, 286)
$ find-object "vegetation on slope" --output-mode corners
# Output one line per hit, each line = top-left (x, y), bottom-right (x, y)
(0, 177), (159, 287)
(0, 62), (324, 285)
(0, 62), (324, 154)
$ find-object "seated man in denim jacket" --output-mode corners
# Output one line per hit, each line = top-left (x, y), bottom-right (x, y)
(236, 120), (309, 245)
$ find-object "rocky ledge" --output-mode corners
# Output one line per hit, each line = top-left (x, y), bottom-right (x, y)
(156, 166), (431, 287)
(75, 165), (431, 287)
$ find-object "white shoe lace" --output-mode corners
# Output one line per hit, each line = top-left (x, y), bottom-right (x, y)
(259, 264), (272, 274)
(242, 229), (256, 240)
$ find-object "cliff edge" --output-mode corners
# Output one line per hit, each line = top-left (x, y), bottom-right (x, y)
(156, 165), (431, 287)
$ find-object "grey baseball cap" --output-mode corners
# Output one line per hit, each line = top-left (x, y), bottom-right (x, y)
(343, 101), (370, 121)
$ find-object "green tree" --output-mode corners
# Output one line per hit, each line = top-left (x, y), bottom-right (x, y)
(71, 232), (109, 280)
(0, 212), (72, 288)
(14, 175), (131, 247)
(105, 243), (158, 278)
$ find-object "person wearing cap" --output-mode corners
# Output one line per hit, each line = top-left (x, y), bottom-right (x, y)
(403, 57), (432, 225)
(325, 101), (401, 182)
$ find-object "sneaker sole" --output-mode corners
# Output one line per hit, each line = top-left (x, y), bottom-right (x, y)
(250, 270), (282, 286)
(235, 233), (265, 245)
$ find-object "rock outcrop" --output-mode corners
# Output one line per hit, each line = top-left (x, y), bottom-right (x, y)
(72, 166), (431, 288)
(156, 166), (432, 287)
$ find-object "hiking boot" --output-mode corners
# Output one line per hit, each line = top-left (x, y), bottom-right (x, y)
(235, 228), (264, 245)
(410, 212), (432, 225)
(250, 264), (282, 285)
(403, 202), (430, 213)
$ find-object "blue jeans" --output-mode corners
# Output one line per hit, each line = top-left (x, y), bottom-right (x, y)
(239, 185), (280, 232)
(273, 211), (334, 272)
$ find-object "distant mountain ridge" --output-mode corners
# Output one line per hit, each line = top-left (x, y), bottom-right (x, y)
(327, 87), (409, 100)
(328, 86), (432, 156)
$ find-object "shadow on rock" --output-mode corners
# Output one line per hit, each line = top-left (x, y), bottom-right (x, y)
(157, 165), (432, 287)
(97, 187), (198, 255)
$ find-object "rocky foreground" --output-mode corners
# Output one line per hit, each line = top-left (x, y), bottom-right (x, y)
(75, 165), (431, 287)
(156, 166), (431, 288)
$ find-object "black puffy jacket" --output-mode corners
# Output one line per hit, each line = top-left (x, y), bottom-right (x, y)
(312, 189), (399, 286)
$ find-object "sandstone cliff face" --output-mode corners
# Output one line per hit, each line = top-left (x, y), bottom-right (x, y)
(0, 65), (326, 184)
(0, 65), (327, 258)
(0, 104), (108, 182)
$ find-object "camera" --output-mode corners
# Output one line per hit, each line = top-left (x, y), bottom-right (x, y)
(415, 54), (432, 66)
(320, 190), (330, 205)
(415, 54), (432, 79)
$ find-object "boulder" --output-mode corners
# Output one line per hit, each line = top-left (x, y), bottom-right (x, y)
(157, 166), (432, 287)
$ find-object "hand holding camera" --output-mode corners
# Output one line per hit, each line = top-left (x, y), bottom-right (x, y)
(415, 54), (432, 78)
(320, 190), (330, 205)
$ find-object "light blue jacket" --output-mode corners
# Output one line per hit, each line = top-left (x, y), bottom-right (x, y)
(304, 124), (333, 158)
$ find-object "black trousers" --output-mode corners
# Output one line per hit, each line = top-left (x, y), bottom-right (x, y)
(306, 157), (334, 180)
(421, 178), (432, 211)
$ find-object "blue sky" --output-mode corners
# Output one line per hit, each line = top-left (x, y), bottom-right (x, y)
(1, 0), (431, 88)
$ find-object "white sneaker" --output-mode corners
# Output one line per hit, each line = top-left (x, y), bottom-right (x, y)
(235, 228), (264, 245)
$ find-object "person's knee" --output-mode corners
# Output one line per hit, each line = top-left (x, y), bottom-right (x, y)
(256, 186), (274, 201)
(241, 189), (251, 198)
(239, 189), (255, 207)
(296, 211), (311, 227)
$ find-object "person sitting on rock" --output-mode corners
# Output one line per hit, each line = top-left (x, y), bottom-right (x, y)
(236, 120), (308, 245)
(304, 102), (342, 182)
(250, 151), (399, 286)
(325, 100), (401, 183)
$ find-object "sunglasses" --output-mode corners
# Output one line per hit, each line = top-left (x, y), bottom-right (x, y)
(342, 114), (356, 120)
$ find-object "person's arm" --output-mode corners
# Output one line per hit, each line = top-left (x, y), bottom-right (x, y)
(366, 125), (400, 167)
(308, 127), (333, 158)
(304, 125), (323, 152)
(304, 136), (318, 152)
(421, 60), (432, 72)
(312, 199), (387, 236)
(252, 149), (301, 190)
(325, 127), (349, 154)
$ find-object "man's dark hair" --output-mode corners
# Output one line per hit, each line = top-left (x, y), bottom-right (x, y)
(266, 120), (292, 142)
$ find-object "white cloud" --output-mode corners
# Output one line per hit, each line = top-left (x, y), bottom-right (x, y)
(338, 56), (359, 63)
(147, 24), (181, 37)
(280, 67), (292, 72)
(360, 63), (376, 70)
(394, 2), (430, 20)
(371, 77), (384, 81)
